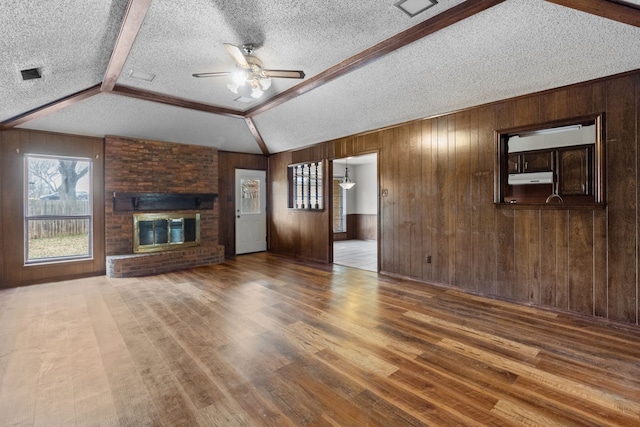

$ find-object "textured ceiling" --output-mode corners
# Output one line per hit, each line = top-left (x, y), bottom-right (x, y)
(256, 0), (640, 152)
(117, 0), (468, 109)
(2, 0), (640, 154)
(0, 0), (128, 121)
(22, 93), (259, 152)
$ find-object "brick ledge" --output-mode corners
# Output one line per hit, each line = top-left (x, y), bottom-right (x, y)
(106, 245), (224, 278)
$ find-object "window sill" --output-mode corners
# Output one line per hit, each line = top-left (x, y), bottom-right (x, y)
(288, 208), (326, 212)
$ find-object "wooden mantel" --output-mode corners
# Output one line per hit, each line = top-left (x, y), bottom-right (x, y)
(112, 192), (217, 211)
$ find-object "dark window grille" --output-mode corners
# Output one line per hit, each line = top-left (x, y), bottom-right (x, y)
(289, 161), (323, 210)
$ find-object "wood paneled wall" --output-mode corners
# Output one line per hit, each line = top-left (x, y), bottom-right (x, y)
(269, 71), (640, 325)
(218, 151), (268, 258)
(343, 214), (377, 240)
(269, 152), (332, 263)
(354, 214), (377, 240)
(0, 130), (105, 287)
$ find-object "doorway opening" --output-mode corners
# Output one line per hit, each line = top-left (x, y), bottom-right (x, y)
(332, 153), (378, 272)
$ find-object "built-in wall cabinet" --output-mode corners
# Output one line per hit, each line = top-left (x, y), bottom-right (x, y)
(496, 114), (604, 206)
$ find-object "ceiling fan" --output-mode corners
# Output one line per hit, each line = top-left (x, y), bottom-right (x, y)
(192, 43), (306, 99)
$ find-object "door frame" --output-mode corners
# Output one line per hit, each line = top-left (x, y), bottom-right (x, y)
(329, 151), (380, 272)
(234, 168), (268, 256)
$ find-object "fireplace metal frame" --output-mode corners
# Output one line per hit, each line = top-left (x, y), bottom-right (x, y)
(133, 212), (200, 254)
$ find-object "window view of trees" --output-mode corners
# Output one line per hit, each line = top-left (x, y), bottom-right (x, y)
(25, 155), (92, 262)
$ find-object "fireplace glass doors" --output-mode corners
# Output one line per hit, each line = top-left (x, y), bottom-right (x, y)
(133, 213), (200, 253)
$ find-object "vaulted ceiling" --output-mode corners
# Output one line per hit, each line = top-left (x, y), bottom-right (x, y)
(1, 0), (640, 155)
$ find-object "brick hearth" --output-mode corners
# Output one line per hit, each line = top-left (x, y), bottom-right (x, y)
(106, 245), (224, 278)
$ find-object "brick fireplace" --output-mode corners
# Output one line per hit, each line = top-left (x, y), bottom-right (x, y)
(104, 136), (224, 278)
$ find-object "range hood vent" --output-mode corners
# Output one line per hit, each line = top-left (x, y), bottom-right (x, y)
(508, 171), (554, 186)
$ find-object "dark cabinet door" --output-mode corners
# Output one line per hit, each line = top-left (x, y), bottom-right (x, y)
(522, 151), (553, 172)
(507, 154), (520, 173)
(558, 147), (592, 196)
(507, 150), (553, 174)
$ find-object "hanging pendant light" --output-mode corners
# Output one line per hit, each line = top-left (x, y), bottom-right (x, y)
(339, 158), (356, 190)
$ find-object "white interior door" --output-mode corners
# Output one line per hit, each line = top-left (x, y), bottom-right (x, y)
(235, 169), (267, 254)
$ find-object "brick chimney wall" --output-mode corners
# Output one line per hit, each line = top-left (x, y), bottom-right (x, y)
(104, 136), (223, 276)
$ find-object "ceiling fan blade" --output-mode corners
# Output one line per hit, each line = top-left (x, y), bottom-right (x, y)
(224, 43), (249, 67)
(264, 69), (306, 79)
(192, 71), (231, 78)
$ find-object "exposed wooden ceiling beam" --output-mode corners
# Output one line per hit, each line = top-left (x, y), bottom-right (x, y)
(245, 0), (506, 118)
(111, 85), (245, 118)
(546, 0), (640, 27)
(0, 0), (509, 155)
(0, 84), (102, 130)
(101, 0), (152, 92)
(244, 117), (270, 155)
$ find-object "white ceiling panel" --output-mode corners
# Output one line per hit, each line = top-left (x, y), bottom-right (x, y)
(19, 93), (261, 153)
(255, 0), (640, 152)
(0, 0), (128, 122)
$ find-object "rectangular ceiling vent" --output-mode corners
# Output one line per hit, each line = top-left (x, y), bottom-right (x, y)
(234, 96), (254, 104)
(129, 69), (156, 82)
(20, 67), (42, 81)
(395, 0), (437, 17)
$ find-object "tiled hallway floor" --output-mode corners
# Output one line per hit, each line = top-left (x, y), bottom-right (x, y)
(333, 239), (377, 272)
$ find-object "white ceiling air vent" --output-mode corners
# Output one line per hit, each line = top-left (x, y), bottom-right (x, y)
(234, 96), (254, 103)
(129, 70), (156, 82)
(394, 0), (437, 17)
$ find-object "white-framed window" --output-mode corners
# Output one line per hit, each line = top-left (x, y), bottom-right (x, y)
(332, 178), (346, 232)
(24, 154), (93, 263)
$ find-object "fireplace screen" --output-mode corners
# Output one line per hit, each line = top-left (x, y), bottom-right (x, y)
(133, 213), (200, 253)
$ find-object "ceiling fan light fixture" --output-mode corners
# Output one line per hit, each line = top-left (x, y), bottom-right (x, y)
(232, 68), (248, 85)
(251, 86), (264, 99)
(195, 43), (304, 99)
(226, 83), (239, 94)
(259, 76), (272, 90)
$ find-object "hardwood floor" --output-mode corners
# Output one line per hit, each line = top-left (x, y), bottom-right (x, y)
(1, 253), (640, 426)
